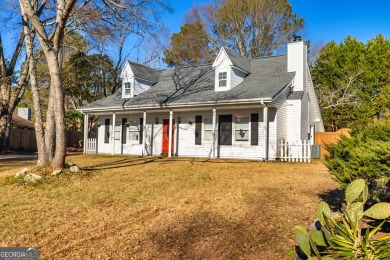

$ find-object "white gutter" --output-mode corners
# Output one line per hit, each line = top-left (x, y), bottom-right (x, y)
(77, 97), (273, 113)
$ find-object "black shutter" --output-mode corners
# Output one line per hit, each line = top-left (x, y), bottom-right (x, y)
(139, 118), (144, 144)
(251, 113), (259, 145)
(218, 115), (232, 145)
(195, 116), (202, 145)
(122, 118), (127, 144)
(104, 119), (110, 143)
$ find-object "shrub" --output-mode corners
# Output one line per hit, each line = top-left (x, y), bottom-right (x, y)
(295, 179), (390, 260)
(325, 120), (390, 201)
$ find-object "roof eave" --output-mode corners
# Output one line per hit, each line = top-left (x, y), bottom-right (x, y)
(78, 97), (273, 113)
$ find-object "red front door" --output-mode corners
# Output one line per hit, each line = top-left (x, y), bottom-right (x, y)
(162, 119), (175, 155)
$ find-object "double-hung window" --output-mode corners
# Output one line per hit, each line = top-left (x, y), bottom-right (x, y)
(124, 82), (131, 97)
(204, 118), (213, 142)
(234, 117), (249, 141)
(219, 72), (227, 87)
(128, 120), (139, 141)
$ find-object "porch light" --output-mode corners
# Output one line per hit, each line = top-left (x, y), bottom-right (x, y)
(188, 117), (193, 125)
(155, 118), (159, 124)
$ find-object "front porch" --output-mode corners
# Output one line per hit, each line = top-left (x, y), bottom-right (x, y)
(82, 105), (276, 160)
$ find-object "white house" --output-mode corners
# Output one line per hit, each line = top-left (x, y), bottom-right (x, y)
(79, 40), (324, 160)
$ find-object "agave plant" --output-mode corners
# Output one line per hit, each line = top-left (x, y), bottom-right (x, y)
(295, 179), (390, 260)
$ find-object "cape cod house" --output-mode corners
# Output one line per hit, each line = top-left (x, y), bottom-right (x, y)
(79, 40), (324, 160)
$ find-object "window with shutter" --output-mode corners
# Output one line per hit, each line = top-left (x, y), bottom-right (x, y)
(251, 113), (259, 145)
(104, 119), (110, 143)
(195, 116), (202, 145)
(139, 118), (143, 144)
(122, 118), (127, 144)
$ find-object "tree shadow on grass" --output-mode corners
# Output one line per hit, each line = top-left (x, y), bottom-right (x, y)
(83, 157), (160, 171)
(318, 188), (345, 211)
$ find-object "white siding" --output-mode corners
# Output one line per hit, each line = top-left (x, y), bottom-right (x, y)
(121, 63), (134, 99)
(286, 99), (302, 142)
(95, 108), (281, 160)
(270, 86), (290, 156)
(134, 78), (153, 96)
(230, 67), (247, 89)
(306, 66), (325, 132)
(287, 41), (307, 92)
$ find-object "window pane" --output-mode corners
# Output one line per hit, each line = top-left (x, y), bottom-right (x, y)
(129, 132), (139, 141)
(204, 118), (213, 130)
(124, 82), (131, 96)
(235, 130), (249, 141)
(204, 130), (213, 141)
(219, 72), (227, 80)
(235, 117), (249, 130)
(235, 117), (249, 141)
(219, 80), (227, 87)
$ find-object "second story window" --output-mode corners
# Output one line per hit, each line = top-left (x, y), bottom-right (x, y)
(219, 72), (227, 87)
(124, 82), (131, 96)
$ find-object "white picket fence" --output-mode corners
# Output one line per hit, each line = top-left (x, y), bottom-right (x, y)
(280, 140), (311, 163)
(86, 138), (97, 154)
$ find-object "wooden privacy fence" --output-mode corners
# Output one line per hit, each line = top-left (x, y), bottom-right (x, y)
(9, 129), (85, 152)
(315, 128), (351, 158)
(280, 140), (311, 163)
(86, 138), (97, 154)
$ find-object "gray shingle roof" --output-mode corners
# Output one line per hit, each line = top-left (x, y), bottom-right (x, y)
(128, 61), (161, 83)
(224, 48), (251, 73)
(81, 55), (295, 111)
(288, 91), (304, 100)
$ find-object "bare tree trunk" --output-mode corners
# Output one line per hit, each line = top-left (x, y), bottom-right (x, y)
(45, 84), (55, 161)
(46, 54), (66, 168)
(22, 11), (48, 166)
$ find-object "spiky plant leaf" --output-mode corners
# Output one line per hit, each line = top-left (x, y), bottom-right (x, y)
(364, 202), (390, 219)
(317, 201), (331, 225)
(310, 229), (327, 246)
(346, 202), (364, 222)
(295, 226), (311, 257)
(345, 179), (365, 204)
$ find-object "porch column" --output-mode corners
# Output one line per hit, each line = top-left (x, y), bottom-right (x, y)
(112, 112), (116, 155)
(168, 110), (173, 157)
(263, 106), (268, 161)
(83, 113), (88, 154)
(142, 111), (147, 156)
(212, 108), (216, 159)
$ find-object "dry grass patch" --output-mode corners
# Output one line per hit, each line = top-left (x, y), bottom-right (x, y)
(0, 155), (339, 259)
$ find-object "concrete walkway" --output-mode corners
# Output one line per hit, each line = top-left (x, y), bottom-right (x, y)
(0, 153), (36, 160)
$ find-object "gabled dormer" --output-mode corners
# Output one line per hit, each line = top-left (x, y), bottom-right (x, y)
(212, 47), (250, 92)
(120, 61), (161, 99)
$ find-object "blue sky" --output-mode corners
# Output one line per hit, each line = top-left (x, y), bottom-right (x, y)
(163, 0), (390, 45)
(2, 0), (390, 64)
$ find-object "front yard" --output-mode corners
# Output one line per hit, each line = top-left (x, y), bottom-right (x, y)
(0, 155), (338, 259)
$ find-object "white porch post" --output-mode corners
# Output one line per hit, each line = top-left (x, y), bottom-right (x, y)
(263, 105), (268, 161)
(212, 108), (216, 159)
(168, 110), (173, 157)
(142, 111), (147, 156)
(83, 113), (88, 154)
(112, 113), (116, 155)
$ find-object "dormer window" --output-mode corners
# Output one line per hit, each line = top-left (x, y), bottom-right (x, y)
(219, 72), (227, 87)
(124, 82), (131, 96)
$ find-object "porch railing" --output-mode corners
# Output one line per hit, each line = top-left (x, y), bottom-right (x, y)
(86, 138), (97, 154)
(280, 140), (311, 163)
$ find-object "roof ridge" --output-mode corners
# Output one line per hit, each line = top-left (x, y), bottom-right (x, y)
(127, 60), (160, 71)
